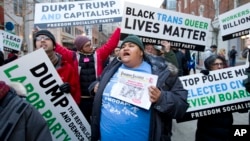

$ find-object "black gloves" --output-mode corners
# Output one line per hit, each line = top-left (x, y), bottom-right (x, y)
(200, 70), (209, 75)
(59, 82), (71, 93)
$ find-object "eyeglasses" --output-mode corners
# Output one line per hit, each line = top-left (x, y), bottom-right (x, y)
(36, 36), (51, 41)
(212, 63), (224, 66)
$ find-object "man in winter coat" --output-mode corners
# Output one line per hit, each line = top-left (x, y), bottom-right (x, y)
(90, 35), (188, 141)
(33, 30), (81, 105)
(0, 81), (52, 141)
(55, 27), (121, 123)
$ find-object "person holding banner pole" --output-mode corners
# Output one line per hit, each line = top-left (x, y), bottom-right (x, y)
(54, 27), (121, 124)
(33, 30), (81, 105)
(196, 55), (233, 141)
(90, 34), (188, 141)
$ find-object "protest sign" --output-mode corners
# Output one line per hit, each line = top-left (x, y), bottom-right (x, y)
(219, 3), (250, 41)
(178, 64), (250, 122)
(34, 0), (122, 28)
(0, 30), (23, 52)
(120, 2), (211, 51)
(0, 49), (91, 141)
(110, 68), (158, 110)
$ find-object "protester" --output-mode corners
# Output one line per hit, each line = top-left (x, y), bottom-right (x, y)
(242, 37), (250, 59)
(0, 50), (4, 66)
(103, 46), (120, 67)
(217, 48), (228, 67)
(196, 55), (233, 141)
(204, 45), (217, 59)
(217, 48), (225, 58)
(33, 30), (81, 105)
(172, 47), (188, 76)
(90, 34), (188, 141)
(144, 44), (163, 56)
(0, 81), (52, 141)
(188, 52), (196, 74)
(242, 36), (250, 124)
(228, 45), (237, 67)
(55, 27), (121, 123)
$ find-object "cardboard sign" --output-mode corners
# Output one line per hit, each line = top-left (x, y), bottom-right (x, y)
(0, 30), (23, 52)
(178, 64), (250, 122)
(219, 3), (250, 41)
(0, 49), (91, 141)
(34, 0), (122, 28)
(120, 2), (211, 51)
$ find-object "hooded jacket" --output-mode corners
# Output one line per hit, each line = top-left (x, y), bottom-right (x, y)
(0, 81), (52, 141)
(90, 54), (189, 141)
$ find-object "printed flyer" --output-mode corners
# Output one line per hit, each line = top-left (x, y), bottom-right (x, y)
(110, 68), (158, 110)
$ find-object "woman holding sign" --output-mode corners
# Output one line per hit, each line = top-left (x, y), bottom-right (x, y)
(91, 34), (188, 141)
(196, 55), (233, 141)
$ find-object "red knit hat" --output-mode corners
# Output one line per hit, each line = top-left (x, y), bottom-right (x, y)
(74, 35), (91, 51)
(0, 81), (10, 100)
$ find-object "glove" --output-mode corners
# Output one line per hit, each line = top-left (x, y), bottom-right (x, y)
(59, 82), (71, 93)
(200, 70), (209, 75)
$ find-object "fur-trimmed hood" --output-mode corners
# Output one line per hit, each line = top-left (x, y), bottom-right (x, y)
(8, 82), (26, 97)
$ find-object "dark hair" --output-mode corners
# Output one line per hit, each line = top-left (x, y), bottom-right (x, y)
(210, 45), (217, 48)
(204, 55), (226, 70)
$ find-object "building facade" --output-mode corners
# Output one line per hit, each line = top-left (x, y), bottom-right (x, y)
(1, 0), (114, 55)
(161, 0), (250, 67)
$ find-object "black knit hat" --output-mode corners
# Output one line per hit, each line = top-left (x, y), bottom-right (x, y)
(34, 30), (56, 47)
(121, 34), (144, 51)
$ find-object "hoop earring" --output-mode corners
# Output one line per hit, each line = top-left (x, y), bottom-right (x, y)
(116, 57), (121, 62)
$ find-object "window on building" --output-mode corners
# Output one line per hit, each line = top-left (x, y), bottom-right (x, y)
(75, 28), (83, 35)
(14, 24), (21, 35)
(184, 0), (187, 9)
(63, 26), (72, 34)
(167, 0), (176, 11)
(14, 0), (22, 16)
(178, 1), (182, 12)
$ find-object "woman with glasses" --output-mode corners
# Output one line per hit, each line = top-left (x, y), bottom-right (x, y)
(195, 55), (233, 141)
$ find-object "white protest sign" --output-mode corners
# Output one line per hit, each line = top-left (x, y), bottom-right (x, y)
(178, 64), (250, 122)
(0, 49), (91, 141)
(0, 30), (23, 52)
(120, 2), (211, 51)
(110, 68), (158, 110)
(219, 3), (250, 41)
(34, 0), (122, 28)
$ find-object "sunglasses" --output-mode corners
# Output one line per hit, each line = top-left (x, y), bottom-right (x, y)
(36, 36), (51, 41)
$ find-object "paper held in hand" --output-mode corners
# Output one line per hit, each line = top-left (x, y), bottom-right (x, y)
(110, 68), (158, 110)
